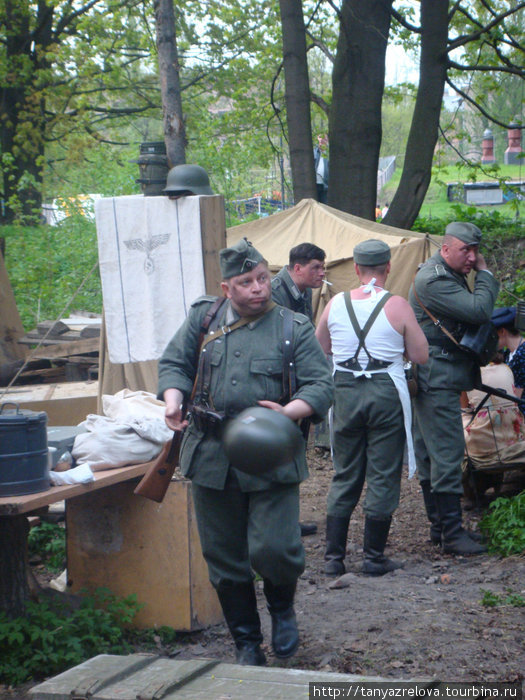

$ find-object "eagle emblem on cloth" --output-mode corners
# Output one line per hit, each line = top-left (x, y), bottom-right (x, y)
(124, 233), (170, 274)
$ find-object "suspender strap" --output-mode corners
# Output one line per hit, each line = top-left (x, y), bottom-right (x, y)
(342, 291), (392, 367)
(191, 297), (227, 403)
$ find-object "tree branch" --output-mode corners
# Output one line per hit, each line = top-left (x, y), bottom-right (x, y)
(446, 77), (524, 130)
(447, 3), (525, 52)
(390, 7), (420, 34)
(447, 59), (525, 77)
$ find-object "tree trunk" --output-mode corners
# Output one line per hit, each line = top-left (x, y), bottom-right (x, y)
(154, 0), (186, 168)
(279, 0), (317, 204)
(0, 516), (29, 617)
(384, 0), (448, 229)
(0, 0), (48, 224)
(328, 0), (392, 219)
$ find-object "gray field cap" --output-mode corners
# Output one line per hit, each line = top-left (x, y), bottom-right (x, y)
(445, 222), (482, 245)
(353, 239), (391, 266)
(220, 237), (266, 279)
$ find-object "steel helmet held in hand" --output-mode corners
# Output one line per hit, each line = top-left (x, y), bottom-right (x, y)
(222, 406), (303, 476)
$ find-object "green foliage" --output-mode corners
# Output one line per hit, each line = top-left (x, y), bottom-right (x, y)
(2, 217), (101, 331)
(0, 588), (141, 686)
(480, 588), (525, 608)
(28, 521), (66, 573)
(479, 491), (525, 557)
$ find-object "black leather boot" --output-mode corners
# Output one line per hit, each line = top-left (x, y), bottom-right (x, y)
(420, 480), (442, 545)
(263, 579), (299, 659)
(324, 515), (350, 576)
(362, 516), (404, 576)
(215, 581), (266, 666)
(434, 492), (487, 555)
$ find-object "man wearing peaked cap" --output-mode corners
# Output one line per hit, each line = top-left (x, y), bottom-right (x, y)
(409, 222), (500, 555)
(316, 238), (428, 577)
(157, 236), (333, 666)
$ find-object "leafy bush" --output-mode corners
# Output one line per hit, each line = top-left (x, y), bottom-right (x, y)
(480, 588), (525, 608)
(28, 522), (66, 573)
(2, 217), (101, 331)
(479, 491), (525, 556)
(0, 588), (141, 686)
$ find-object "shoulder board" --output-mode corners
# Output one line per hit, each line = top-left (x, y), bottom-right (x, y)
(432, 264), (448, 278)
(190, 295), (219, 307)
(278, 307), (309, 325)
(271, 277), (282, 289)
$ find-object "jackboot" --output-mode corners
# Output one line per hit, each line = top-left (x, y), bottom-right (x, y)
(420, 480), (442, 545)
(324, 514), (350, 576)
(215, 580), (266, 666)
(263, 579), (299, 659)
(362, 516), (404, 576)
(434, 492), (487, 555)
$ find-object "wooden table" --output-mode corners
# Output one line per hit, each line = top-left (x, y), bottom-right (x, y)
(0, 462), (151, 617)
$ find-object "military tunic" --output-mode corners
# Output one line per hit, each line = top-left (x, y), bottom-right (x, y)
(409, 251), (500, 493)
(271, 266), (313, 320)
(158, 296), (333, 586)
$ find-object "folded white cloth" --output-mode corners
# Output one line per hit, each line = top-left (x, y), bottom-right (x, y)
(50, 463), (94, 485)
(95, 194), (207, 363)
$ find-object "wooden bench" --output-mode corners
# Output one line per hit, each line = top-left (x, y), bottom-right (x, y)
(0, 462), (222, 629)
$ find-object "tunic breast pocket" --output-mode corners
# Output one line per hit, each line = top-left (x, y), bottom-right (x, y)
(250, 357), (283, 401)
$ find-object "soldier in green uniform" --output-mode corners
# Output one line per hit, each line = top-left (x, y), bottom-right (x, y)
(271, 242), (327, 535)
(271, 242), (326, 320)
(158, 238), (333, 666)
(409, 222), (500, 555)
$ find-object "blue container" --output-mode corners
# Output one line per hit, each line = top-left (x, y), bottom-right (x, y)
(0, 402), (49, 497)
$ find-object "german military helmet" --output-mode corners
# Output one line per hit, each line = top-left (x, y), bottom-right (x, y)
(163, 164), (213, 195)
(222, 406), (303, 475)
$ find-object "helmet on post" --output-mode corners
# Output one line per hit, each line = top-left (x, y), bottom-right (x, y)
(163, 164), (213, 196)
(222, 406), (303, 476)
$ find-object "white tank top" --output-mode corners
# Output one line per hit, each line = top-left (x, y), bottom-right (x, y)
(328, 290), (404, 372)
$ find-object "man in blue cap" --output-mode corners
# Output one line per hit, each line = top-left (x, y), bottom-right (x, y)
(491, 306), (525, 410)
(409, 222), (500, 555)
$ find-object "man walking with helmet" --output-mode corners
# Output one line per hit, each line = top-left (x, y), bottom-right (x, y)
(158, 238), (333, 666)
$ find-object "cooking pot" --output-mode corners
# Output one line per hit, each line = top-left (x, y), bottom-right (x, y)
(0, 402), (50, 497)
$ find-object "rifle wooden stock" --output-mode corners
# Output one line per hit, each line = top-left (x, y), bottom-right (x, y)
(134, 431), (183, 503)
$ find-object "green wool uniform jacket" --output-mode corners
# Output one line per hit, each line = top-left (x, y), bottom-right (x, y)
(409, 251), (500, 392)
(158, 296), (334, 491)
(271, 267), (313, 320)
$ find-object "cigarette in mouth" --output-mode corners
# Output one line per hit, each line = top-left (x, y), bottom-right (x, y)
(323, 280), (333, 286)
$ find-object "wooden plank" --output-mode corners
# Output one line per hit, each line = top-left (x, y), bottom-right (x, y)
(0, 462), (153, 516)
(67, 479), (223, 630)
(30, 338), (99, 360)
(199, 195), (227, 296)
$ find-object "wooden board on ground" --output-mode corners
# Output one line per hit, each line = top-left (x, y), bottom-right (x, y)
(29, 653), (394, 700)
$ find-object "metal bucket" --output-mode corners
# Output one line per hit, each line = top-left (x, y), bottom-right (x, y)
(131, 141), (169, 196)
(0, 402), (50, 497)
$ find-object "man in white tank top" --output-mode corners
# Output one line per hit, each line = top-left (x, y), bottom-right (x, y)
(316, 239), (428, 576)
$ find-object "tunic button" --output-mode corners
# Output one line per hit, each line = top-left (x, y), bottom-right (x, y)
(231, 379), (237, 385)
(234, 351), (241, 357)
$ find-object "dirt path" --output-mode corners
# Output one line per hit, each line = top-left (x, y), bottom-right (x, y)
(3, 448), (524, 699)
(173, 447), (525, 684)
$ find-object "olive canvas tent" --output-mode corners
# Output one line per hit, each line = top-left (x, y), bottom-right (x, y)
(226, 198), (440, 322)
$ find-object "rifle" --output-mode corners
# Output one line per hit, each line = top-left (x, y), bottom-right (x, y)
(134, 420), (185, 503)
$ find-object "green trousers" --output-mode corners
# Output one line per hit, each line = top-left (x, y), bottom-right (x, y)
(191, 476), (304, 588)
(413, 387), (464, 494)
(326, 372), (405, 520)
